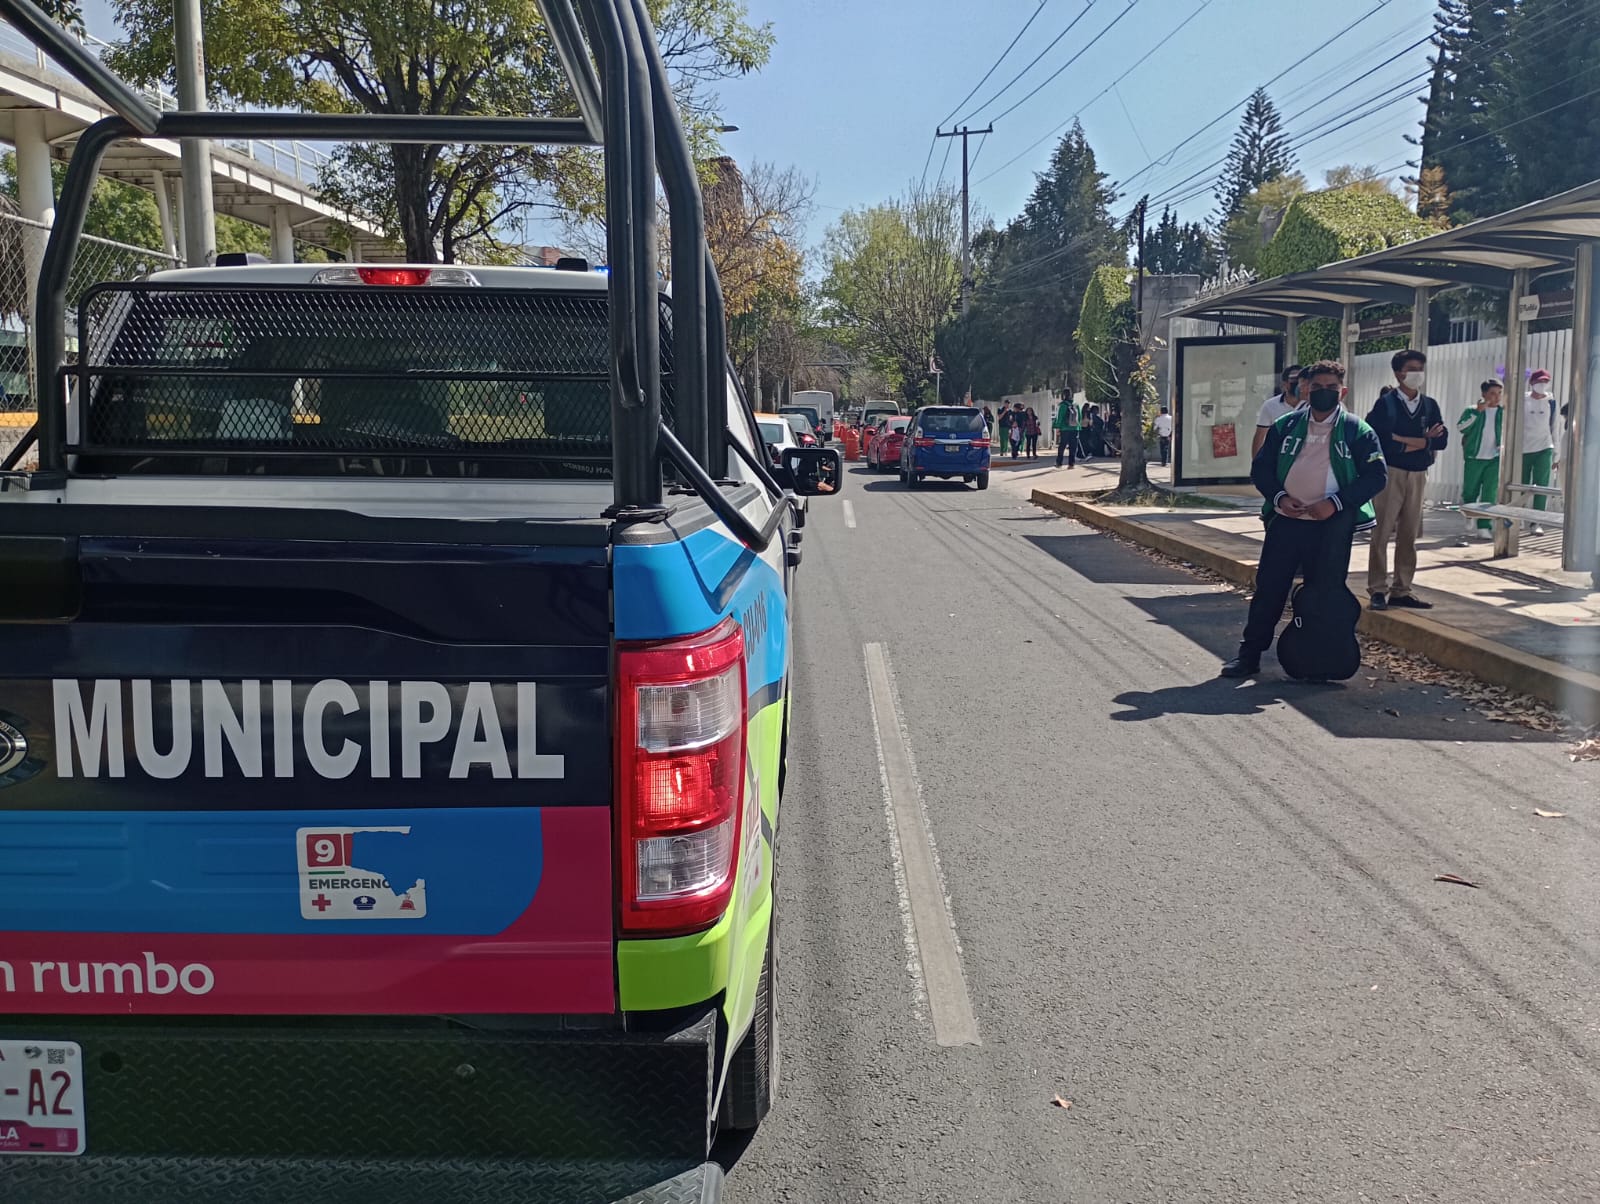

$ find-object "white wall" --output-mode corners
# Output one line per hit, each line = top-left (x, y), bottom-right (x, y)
(1349, 330), (1572, 509)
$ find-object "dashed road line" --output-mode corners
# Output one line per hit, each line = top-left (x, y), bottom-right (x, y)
(842, 500), (857, 529)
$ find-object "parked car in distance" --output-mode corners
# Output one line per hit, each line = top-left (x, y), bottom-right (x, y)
(784, 412), (819, 447)
(779, 404), (823, 441)
(861, 400), (901, 432)
(758, 411), (799, 467)
(900, 406), (991, 490)
(866, 415), (911, 470)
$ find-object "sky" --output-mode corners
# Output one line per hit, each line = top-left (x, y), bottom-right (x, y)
(714, 0), (1442, 252)
(75, 0), (1444, 258)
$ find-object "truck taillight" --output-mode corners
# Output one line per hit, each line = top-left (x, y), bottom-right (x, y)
(969, 438), (991, 448)
(913, 437), (935, 448)
(617, 619), (747, 936)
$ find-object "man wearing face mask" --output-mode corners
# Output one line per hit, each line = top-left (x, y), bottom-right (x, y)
(1365, 349), (1448, 610)
(1221, 360), (1388, 678)
(1522, 368), (1559, 536)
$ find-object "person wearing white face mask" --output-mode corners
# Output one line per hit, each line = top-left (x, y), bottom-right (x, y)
(1522, 368), (1559, 536)
(1365, 348), (1448, 610)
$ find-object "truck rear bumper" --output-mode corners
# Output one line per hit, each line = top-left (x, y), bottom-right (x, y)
(0, 1008), (723, 1204)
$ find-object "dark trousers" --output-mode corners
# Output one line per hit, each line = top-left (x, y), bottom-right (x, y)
(1159, 436), (1171, 466)
(1026, 433), (1039, 457)
(1242, 510), (1358, 654)
(1057, 431), (1078, 467)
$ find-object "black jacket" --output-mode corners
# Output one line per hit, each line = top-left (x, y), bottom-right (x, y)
(1366, 388), (1449, 472)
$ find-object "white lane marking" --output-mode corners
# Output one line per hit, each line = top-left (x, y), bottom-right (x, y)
(862, 643), (981, 1047)
(842, 499), (857, 529)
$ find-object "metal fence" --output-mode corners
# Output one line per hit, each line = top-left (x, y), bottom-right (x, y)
(1349, 330), (1573, 510)
(1, 210), (179, 465)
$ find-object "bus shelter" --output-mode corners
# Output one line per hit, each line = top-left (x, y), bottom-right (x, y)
(1172, 179), (1600, 584)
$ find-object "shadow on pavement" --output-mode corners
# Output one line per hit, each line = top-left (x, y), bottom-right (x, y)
(1024, 530), (1197, 586)
(858, 477), (976, 493)
(1113, 590), (1561, 743)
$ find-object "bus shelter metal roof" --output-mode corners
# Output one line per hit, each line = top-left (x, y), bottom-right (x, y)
(1175, 178), (1600, 329)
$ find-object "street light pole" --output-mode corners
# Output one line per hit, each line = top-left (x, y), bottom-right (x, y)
(173, 0), (216, 267)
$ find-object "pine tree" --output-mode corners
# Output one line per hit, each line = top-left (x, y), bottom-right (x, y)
(1416, 0), (1513, 223)
(1498, 0), (1600, 208)
(972, 121), (1121, 393)
(1213, 88), (1294, 227)
(1142, 206), (1215, 276)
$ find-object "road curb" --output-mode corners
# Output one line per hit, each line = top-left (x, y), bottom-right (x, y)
(1032, 488), (1600, 725)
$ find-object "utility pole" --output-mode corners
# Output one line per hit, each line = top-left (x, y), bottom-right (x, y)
(174, 0), (217, 267)
(935, 124), (993, 315)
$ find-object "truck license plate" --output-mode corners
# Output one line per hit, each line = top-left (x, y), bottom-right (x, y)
(944, 443), (962, 453)
(0, 1041), (85, 1155)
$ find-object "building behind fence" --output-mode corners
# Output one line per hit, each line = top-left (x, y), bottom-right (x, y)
(1, 209), (178, 465)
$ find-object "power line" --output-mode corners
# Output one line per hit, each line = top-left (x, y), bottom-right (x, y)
(955, 0), (1100, 127)
(917, 138), (938, 193)
(1376, 70), (1600, 177)
(1106, 0), (1398, 199)
(936, 0), (1052, 129)
(985, 0), (1144, 126)
(1140, 0), (1592, 213)
(935, 132), (956, 188)
(975, 0), (1211, 184)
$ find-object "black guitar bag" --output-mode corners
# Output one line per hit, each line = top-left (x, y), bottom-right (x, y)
(1275, 509), (1363, 682)
(1276, 578), (1362, 681)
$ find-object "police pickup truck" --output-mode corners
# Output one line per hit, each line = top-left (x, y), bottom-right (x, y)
(0, 1), (839, 1199)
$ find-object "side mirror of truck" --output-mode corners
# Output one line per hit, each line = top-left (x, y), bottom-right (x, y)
(782, 447), (842, 497)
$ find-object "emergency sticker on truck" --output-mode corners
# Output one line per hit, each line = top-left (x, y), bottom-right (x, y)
(296, 827), (428, 920)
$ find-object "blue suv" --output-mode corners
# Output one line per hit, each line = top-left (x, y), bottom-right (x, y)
(900, 406), (991, 491)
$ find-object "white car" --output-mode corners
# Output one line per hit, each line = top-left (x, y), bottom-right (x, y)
(757, 411), (799, 468)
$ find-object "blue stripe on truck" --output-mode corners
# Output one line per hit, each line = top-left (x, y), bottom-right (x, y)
(0, 806), (543, 935)
(614, 526), (787, 700)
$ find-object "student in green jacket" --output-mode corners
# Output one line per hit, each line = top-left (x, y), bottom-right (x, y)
(1456, 379), (1504, 546)
(1054, 395), (1080, 468)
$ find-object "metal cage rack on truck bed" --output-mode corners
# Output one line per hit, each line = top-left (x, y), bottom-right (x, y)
(0, 0), (801, 553)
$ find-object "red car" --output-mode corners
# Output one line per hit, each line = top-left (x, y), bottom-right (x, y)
(866, 416), (911, 470)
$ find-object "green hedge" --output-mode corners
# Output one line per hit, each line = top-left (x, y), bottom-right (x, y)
(1076, 264), (1133, 407)
(1263, 188), (1433, 368)
(1259, 188), (1433, 280)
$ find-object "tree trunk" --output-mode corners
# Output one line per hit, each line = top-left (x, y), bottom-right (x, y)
(391, 146), (438, 263)
(1115, 339), (1149, 492)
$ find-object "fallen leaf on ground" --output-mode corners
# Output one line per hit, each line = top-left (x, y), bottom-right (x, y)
(1384, 707), (1401, 717)
(1570, 737), (1600, 762)
(1051, 1095), (1073, 1110)
(1534, 809), (1566, 818)
(1434, 873), (1480, 889)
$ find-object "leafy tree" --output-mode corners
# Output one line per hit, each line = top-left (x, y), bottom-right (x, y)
(1141, 205), (1214, 276)
(964, 121), (1120, 397)
(1075, 264), (1154, 492)
(818, 185), (962, 405)
(109, 0), (773, 262)
(1214, 87), (1294, 227)
(1321, 164), (1394, 195)
(38, 0), (83, 37)
(1219, 172), (1306, 275)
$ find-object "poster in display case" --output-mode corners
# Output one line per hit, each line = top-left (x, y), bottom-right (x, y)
(1173, 335), (1282, 487)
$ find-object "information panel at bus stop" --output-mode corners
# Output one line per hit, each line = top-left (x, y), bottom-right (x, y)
(1173, 335), (1281, 487)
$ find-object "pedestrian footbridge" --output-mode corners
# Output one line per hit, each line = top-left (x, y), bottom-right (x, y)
(0, 17), (384, 260)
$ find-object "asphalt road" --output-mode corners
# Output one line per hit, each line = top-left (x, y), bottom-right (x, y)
(720, 462), (1600, 1203)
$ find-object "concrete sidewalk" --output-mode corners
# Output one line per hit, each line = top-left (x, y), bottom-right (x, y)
(1031, 485), (1600, 724)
